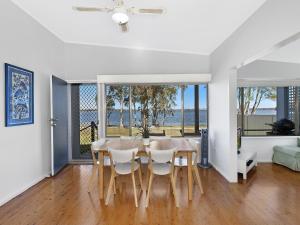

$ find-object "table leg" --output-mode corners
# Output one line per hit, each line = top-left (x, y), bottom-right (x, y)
(98, 151), (104, 200)
(187, 152), (193, 201)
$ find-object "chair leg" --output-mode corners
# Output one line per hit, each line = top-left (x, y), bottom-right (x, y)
(105, 172), (115, 205)
(180, 167), (183, 179)
(193, 166), (204, 194)
(138, 166), (143, 191)
(145, 168), (150, 193)
(88, 165), (97, 193)
(113, 176), (117, 195)
(170, 174), (179, 208)
(131, 172), (138, 207)
(173, 167), (179, 185)
(145, 173), (153, 208)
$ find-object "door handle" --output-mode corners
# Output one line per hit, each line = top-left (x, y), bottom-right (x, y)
(49, 118), (59, 122)
(51, 123), (57, 127)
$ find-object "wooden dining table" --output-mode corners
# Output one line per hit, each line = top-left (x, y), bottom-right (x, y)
(91, 138), (196, 201)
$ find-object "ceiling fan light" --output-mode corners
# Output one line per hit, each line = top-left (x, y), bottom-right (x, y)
(112, 12), (129, 24)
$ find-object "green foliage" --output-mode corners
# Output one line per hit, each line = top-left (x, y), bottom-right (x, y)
(107, 85), (179, 137)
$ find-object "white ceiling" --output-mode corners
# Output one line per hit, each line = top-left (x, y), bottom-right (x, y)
(11, 0), (266, 55)
(263, 38), (300, 64)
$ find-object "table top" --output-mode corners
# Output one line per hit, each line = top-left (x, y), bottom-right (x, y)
(92, 138), (195, 152)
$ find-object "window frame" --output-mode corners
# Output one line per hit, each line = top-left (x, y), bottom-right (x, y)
(104, 83), (209, 137)
(238, 86), (300, 137)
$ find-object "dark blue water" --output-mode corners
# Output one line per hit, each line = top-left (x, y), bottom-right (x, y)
(80, 108), (276, 126)
(80, 110), (208, 126)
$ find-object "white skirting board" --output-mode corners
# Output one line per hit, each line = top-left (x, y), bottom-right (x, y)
(0, 175), (47, 207)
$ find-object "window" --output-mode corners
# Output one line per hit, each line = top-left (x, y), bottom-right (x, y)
(238, 86), (300, 136)
(105, 84), (208, 137)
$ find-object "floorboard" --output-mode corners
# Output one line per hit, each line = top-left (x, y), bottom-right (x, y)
(0, 164), (299, 225)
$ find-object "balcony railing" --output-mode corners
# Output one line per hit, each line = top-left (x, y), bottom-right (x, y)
(238, 114), (276, 136)
(80, 121), (98, 153)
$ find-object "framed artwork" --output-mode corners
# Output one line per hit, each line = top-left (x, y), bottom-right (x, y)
(5, 63), (34, 127)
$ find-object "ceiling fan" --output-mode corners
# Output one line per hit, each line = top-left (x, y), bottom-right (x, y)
(72, 0), (165, 32)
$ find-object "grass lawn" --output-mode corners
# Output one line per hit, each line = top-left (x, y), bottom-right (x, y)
(79, 125), (207, 154)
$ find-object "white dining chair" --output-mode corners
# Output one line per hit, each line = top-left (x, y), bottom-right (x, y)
(120, 136), (143, 162)
(145, 147), (179, 208)
(105, 147), (143, 207)
(173, 139), (204, 194)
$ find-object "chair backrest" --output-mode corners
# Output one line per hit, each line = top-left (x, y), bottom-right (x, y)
(91, 139), (106, 151)
(149, 148), (177, 163)
(120, 136), (142, 140)
(149, 141), (160, 150)
(108, 147), (138, 163)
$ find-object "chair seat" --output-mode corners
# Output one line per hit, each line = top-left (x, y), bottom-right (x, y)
(151, 162), (171, 175)
(115, 161), (139, 175)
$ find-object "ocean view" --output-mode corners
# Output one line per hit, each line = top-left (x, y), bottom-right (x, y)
(80, 108), (276, 126)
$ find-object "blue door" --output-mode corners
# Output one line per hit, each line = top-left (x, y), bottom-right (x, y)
(50, 75), (68, 175)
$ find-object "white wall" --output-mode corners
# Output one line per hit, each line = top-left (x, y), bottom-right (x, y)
(0, 0), (64, 206)
(209, 0), (300, 182)
(238, 60), (300, 86)
(241, 136), (299, 162)
(64, 43), (210, 81)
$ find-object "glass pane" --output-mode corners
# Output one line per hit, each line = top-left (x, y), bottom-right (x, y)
(183, 85), (196, 134)
(199, 84), (208, 129)
(105, 84), (208, 137)
(130, 85), (182, 137)
(106, 85), (130, 136)
(240, 87), (277, 136)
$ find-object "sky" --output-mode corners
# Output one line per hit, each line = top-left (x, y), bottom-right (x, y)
(79, 84), (208, 110)
(79, 84), (276, 110)
(255, 99), (276, 108)
(181, 84), (207, 109)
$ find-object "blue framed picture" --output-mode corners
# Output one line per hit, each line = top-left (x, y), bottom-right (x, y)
(5, 63), (34, 127)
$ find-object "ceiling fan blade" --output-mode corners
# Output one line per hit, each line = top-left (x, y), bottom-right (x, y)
(72, 6), (113, 12)
(120, 23), (128, 32)
(138, 8), (164, 14)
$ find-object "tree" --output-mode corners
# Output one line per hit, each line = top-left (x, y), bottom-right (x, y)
(108, 86), (129, 128)
(132, 86), (152, 137)
(107, 85), (179, 136)
(238, 87), (276, 115)
(154, 85), (177, 126)
(105, 94), (115, 126)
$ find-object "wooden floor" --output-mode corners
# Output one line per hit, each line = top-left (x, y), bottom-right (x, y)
(0, 164), (299, 225)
